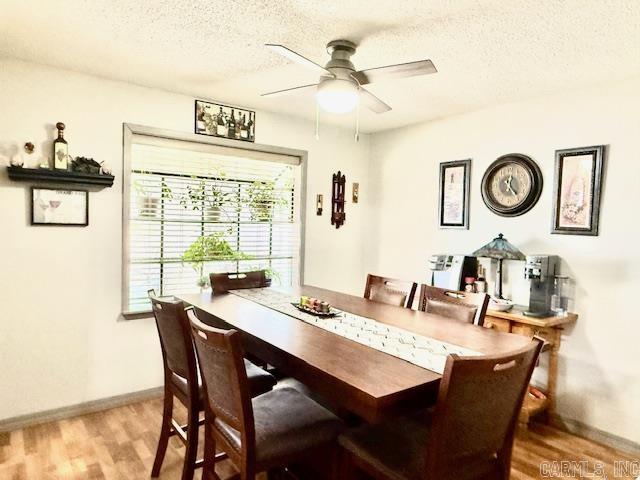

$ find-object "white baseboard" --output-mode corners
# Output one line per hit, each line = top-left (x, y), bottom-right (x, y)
(0, 386), (163, 433)
(549, 414), (640, 456)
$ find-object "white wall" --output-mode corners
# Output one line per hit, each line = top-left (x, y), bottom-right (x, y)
(0, 59), (371, 421)
(367, 77), (640, 444)
(2, 57), (638, 446)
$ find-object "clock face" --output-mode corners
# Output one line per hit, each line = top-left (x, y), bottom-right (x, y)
(481, 154), (543, 217)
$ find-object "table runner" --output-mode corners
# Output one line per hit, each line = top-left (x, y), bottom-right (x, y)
(230, 288), (481, 374)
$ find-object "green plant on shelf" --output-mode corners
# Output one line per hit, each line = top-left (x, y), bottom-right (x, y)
(245, 179), (288, 222)
(181, 231), (250, 287)
(134, 176), (174, 218)
(180, 173), (234, 221)
(244, 264), (281, 285)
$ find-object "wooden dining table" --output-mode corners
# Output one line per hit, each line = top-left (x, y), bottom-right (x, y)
(178, 285), (531, 423)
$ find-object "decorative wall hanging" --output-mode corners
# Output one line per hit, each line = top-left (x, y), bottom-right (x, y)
(438, 159), (471, 229)
(316, 194), (323, 215)
(195, 100), (255, 142)
(551, 145), (605, 236)
(481, 153), (543, 217)
(331, 171), (346, 228)
(31, 187), (88, 226)
(352, 182), (359, 203)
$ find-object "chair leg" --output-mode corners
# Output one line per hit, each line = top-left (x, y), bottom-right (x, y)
(338, 448), (357, 479)
(151, 387), (174, 477)
(203, 419), (221, 480)
(181, 400), (200, 480)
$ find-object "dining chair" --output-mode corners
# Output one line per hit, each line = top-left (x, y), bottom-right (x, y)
(188, 309), (344, 480)
(210, 270), (269, 294)
(339, 337), (544, 480)
(364, 274), (418, 309)
(148, 290), (277, 480)
(419, 284), (490, 326)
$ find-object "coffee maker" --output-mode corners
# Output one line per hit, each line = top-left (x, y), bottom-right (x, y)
(524, 255), (559, 317)
(428, 255), (478, 291)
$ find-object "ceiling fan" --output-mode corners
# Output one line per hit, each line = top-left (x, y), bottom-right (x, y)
(262, 40), (437, 115)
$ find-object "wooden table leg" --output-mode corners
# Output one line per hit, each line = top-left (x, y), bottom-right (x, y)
(546, 328), (562, 425)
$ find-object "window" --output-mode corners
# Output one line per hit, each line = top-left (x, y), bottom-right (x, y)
(122, 126), (304, 315)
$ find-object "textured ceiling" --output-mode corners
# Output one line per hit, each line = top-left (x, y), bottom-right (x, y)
(2, 0), (640, 133)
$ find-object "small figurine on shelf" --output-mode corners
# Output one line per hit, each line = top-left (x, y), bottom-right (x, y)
(53, 122), (69, 170)
(100, 162), (112, 175)
(10, 152), (24, 167)
(12, 142), (36, 168)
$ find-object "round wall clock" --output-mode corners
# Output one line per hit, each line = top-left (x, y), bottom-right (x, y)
(481, 154), (543, 217)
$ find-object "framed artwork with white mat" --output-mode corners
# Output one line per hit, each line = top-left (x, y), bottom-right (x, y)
(31, 187), (89, 226)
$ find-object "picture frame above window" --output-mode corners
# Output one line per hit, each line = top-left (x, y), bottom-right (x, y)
(194, 99), (255, 142)
(551, 145), (605, 236)
(438, 159), (471, 229)
(31, 187), (89, 226)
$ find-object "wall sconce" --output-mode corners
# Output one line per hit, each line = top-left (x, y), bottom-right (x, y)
(352, 182), (359, 203)
(316, 194), (323, 215)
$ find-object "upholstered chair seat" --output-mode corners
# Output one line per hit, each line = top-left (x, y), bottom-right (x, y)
(340, 410), (497, 480)
(213, 387), (344, 467)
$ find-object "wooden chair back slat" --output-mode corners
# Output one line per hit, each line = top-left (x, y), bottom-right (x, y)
(188, 309), (255, 443)
(419, 284), (490, 326)
(148, 290), (197, 382)
(210, 270), (269, 294)
(364, 274), (417, 309)
(426, 338), (544, 479)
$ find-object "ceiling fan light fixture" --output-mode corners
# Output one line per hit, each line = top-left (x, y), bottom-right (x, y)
(315, 78), (359, 114)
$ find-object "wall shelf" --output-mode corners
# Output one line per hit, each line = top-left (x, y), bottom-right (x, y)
(7, 166), (114, 188)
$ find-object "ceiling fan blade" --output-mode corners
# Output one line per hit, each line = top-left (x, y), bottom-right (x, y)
(352, 59), (437, 86)
(360, 87), (392, 114)
(261, 83), (318, 98)
(265, 44), (333, 76)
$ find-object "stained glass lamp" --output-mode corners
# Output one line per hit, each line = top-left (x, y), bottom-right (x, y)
(472, 233), (525, 299)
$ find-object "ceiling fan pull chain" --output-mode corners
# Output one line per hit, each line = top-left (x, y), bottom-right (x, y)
(315, 101), (320, 140)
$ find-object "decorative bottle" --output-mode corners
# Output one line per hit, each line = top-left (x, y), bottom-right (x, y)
(53, 122), (69, 170)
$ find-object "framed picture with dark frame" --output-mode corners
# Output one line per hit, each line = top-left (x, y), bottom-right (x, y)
(438, 159), (471, 229)
(551, 145), (605, 236)
(194, 99), (255, 142)
(31, 187), (89, 226)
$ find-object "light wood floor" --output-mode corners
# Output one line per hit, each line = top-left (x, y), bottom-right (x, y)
(1, 396), (637, 479)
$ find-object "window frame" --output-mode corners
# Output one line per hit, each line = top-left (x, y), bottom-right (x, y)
(121, 123), (308, 319)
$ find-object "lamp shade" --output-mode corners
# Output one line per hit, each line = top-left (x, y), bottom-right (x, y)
(472, 233), (525, 261)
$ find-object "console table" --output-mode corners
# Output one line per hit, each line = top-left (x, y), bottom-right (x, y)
(484, 307), (577, 426)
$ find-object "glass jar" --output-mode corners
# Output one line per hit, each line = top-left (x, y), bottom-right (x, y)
(551, 276), (572, 316)
(464, 277), (476, 293)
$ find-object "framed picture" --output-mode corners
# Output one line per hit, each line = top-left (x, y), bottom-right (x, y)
(551, 145), (605, 236)
(31, 188), (89, 226)
(194, 99), (255, 142)
(438, 159), (471, 229)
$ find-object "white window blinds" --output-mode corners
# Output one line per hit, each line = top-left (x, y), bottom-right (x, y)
(124, 134), (302, 314)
